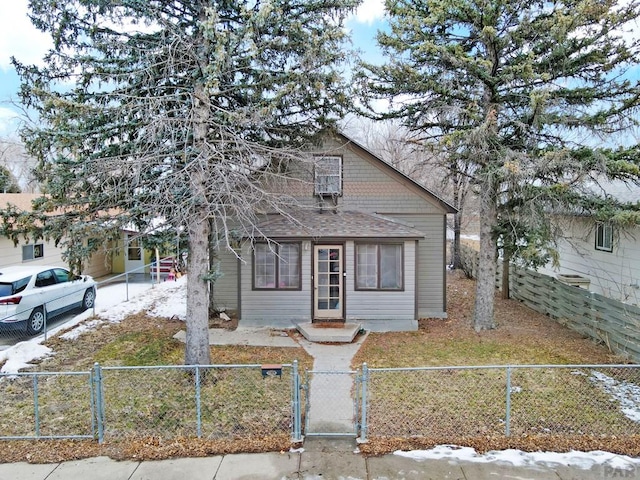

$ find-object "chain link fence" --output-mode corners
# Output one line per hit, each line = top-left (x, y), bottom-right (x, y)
(362, 364), (640, 440)
(1, 363), (639, 444)
(0, 371), (95, 440)
(302, 370), (359, 436)
(96, 363), (297, 442)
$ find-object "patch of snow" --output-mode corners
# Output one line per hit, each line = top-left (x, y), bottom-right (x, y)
(60, 319), (104, 341)
(0, 341), (53, 374)
(590, 370), (640, 422)
(395, 445), (640, 470)
(0, 276), (188, 372)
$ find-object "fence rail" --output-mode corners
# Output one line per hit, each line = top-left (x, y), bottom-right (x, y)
(1, 361), (639, 445)
(460, 244), (640, 363)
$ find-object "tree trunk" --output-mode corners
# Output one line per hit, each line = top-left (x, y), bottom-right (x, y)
(185, 77), (212, 366)
(452, 212), (462, 269)
(185, 205), (211, 365)
(501, 250), (510, 300)
(473, 179), (497, 331)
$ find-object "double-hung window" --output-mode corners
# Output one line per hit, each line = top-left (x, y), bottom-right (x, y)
(314, 156), (342, 195)
(595, 222), (613, 252)
(355, 243), (403, 290)
(254, 243), (301, 289)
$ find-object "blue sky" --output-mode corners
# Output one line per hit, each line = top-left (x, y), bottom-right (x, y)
(1, 0), (638, 139)
(0, 0), (386, 138)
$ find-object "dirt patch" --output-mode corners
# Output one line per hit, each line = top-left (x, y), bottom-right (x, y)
(355, 269), (621, 368)
(427, 269), (620, 363)
(209, 311), (239, 330)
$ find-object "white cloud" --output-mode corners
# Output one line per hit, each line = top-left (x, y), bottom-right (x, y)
(352, 0), (386, 24)
(0, 0), (52, 71)
(0, 107), (22, 137)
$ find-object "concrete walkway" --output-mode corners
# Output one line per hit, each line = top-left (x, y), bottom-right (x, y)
(297, 332), (368, 435)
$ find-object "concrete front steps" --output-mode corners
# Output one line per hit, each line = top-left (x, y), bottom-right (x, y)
(296, 322), (361, 343)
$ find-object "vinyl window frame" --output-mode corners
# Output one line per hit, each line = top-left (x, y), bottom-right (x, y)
(314, 156), (342, 196)
(22, 243), (44, 262)
(595, 222), (613, 252)
(354, 242), (404, 291)
(253, 242), (302, 290)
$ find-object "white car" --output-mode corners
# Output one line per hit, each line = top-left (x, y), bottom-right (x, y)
(0, 266), (97, 335)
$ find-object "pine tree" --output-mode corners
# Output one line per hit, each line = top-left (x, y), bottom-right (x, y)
(10, 0), (359, 364)
(359, 0), (640, 331)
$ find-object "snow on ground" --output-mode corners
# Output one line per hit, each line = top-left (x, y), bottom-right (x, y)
(0, 276), (187, 373)
(590, 370), (640, 422)
(395, 445), (640, 470)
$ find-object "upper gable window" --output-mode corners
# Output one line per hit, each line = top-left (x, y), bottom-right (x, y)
(595, 222), (613, 252)
(314, 156), (342, 195)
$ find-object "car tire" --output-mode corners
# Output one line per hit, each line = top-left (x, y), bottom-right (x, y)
(27, 307), (45, 335)
(81, 288), (96, 311)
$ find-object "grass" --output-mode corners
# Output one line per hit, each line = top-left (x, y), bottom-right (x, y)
(0, 270), (638, 461)
(0, 310), (313, 462)
(352, 271), (639, 452)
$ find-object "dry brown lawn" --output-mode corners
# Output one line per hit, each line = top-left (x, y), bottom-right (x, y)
(354, 269), (621, 368)
(0, 270), (636, 462)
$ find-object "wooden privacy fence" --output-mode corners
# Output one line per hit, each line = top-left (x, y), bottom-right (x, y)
(460, 244), (640, 363)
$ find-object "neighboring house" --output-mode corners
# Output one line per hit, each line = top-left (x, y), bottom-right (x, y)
(539, 180), (640, 306)
(0, 193), (111, 278)
(212, 133), (457, 331)
(111, 230), (157, 275)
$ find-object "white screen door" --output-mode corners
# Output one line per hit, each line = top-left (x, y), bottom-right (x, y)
(314, 245), (343, 320)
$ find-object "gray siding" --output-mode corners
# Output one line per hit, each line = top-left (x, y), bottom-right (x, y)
(389, 214), (447, 318)
(211, 247), (240, 311)
(239, 243), (313, 327)
(539, 217), (640, 306)
(345, 241), (416, 321)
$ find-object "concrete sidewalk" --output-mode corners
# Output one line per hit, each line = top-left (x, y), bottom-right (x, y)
(0, 438), (629, 480)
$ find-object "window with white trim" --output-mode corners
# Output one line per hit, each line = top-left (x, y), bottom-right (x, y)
(22, 243), (44, 262)
(355, 243), (403, 290)
(595, 222), (613, 252)
(254, 243), (301, 289)
(314, 156), (342, 195)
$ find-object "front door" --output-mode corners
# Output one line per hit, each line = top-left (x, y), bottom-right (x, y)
(314, 245), (343, 320)
(125, 233), (145, 273)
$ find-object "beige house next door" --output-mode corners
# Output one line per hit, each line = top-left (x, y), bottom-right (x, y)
(314, 245), (343, 320)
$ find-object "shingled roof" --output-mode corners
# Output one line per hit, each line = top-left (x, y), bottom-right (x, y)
(252, 210), (425, 240)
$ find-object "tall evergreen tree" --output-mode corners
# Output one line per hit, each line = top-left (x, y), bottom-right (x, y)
(9, 0), (358, 364)
(358, 0), (640, 331)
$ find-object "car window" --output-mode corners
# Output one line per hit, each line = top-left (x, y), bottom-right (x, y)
(35, 270), (56, 288)
(53, 268), (70, 284)
(13, 276), (31, 293)
(0, 283), (13, 296)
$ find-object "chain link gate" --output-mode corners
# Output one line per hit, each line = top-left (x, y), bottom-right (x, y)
(303, 369), (361, 437)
